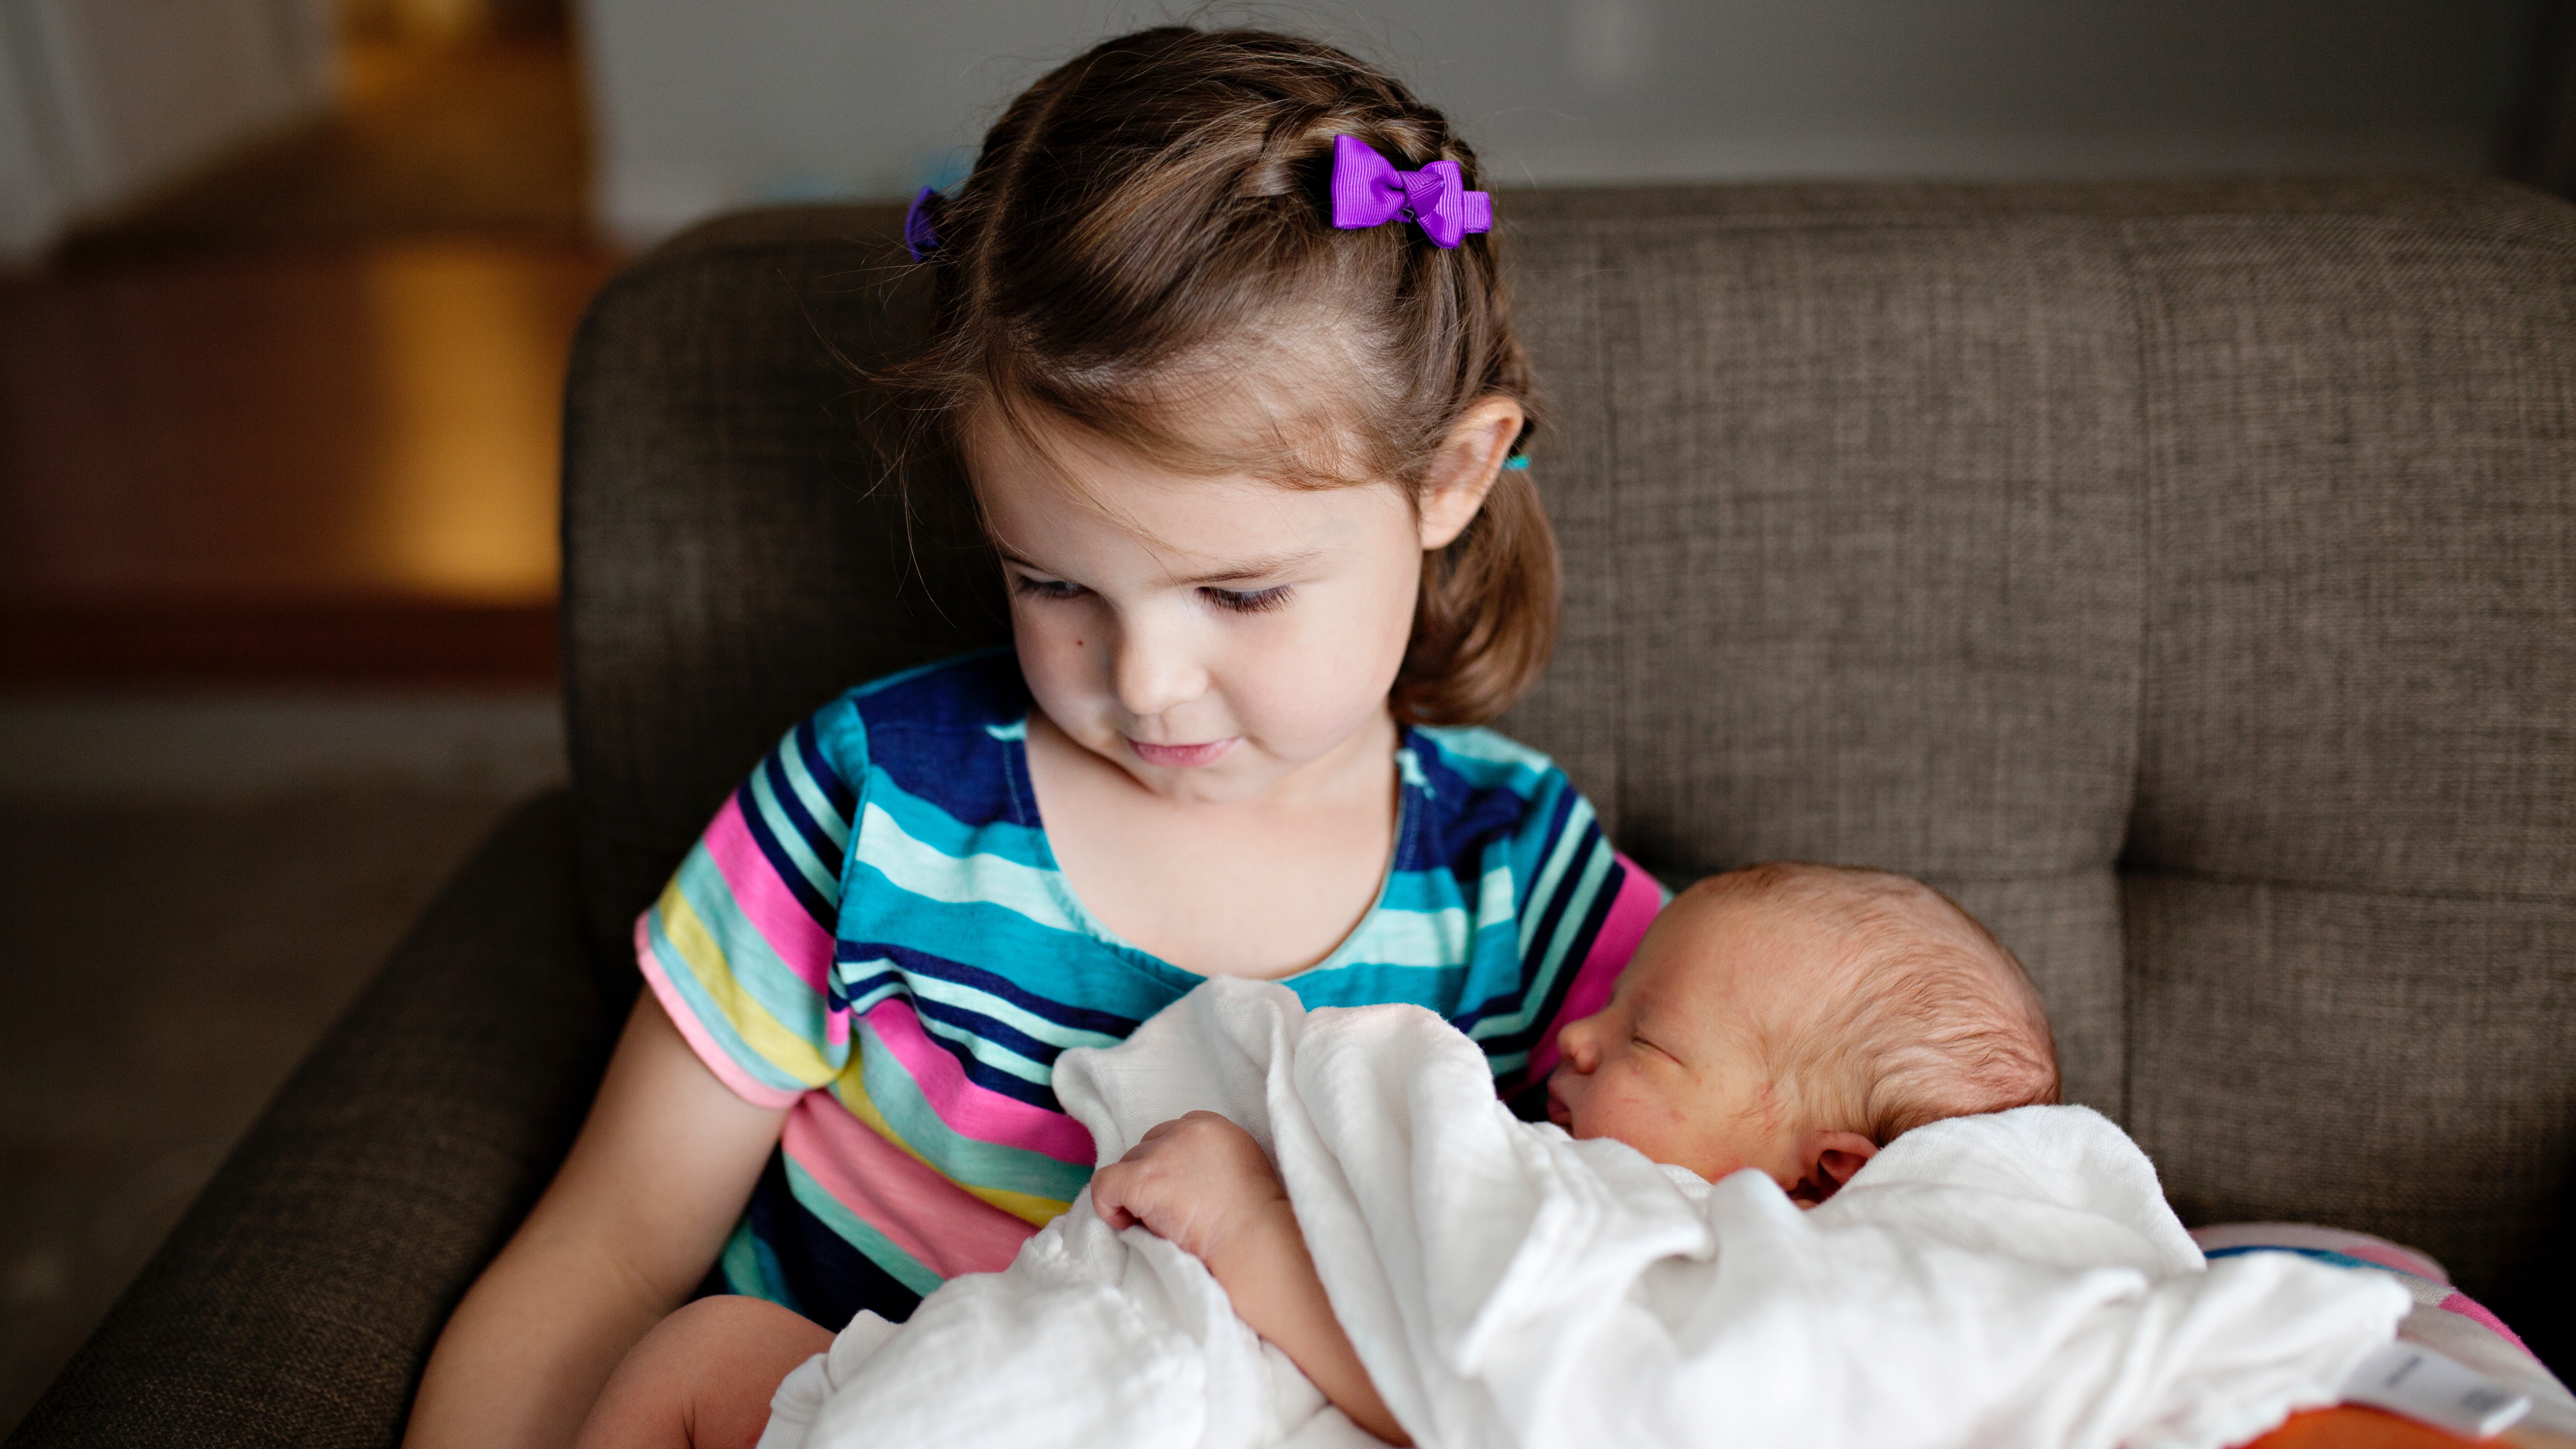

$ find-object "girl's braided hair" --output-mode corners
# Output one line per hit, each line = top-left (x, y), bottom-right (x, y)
(886, 26), (1555, 726)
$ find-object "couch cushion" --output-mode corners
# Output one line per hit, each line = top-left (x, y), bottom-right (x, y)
(2115, 198), (2576, 1324)
(561, 207), (1005, 956)
(1493, 196), (2147, 1115)
(2126, 878), (2575, 1292)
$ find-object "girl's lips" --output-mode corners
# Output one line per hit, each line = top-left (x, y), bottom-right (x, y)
(1128, 736), (1239, 769)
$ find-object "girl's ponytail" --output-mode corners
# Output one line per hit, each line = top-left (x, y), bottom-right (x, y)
(1396, 462), (1559, 726)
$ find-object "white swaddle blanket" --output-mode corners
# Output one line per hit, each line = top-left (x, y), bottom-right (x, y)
(758, 978), (2406, 1449)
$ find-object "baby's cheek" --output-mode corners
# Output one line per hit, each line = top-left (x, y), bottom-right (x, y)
(1572, 1070), (1645, 1140)
(1598, 1078), (1702, 1167)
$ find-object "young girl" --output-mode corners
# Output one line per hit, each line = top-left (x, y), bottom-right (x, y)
(405, 27), (1661, 1449)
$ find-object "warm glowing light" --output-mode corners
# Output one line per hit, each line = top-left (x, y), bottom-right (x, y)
(357, 244), (566, 605)
(0, 242), (608, 609)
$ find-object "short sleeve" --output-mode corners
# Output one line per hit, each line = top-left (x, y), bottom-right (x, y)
(637, 702), (866, 1107)
(1417, 727), (1667, 1084)
(1516, 842), (1665, 1084)
(1488, 765), (1666, 1083)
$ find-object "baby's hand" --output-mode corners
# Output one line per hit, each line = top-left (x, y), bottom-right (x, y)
(1089, 1111), (1288, 1266)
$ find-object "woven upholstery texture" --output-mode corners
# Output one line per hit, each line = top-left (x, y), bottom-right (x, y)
(559, 209), (1005, 960)
(6, 793), (612, 1449)
(2117, 206), (2576, 1326)
(1493, 198), (2147, 1114)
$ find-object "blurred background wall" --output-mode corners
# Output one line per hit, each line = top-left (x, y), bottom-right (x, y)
(571, 0), (2538, 244)
(2, 0), (589, 1429)
(0, 0), (336, 261)
(7, 0), (2550, 257)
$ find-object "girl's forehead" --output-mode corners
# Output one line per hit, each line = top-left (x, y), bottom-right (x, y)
(968, 406), (1408, 568)
(965, 331), (1385, 485)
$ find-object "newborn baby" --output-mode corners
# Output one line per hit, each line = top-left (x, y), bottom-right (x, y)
(1088, 862), (2061, 1443)
(575, 862), (2058, 1449)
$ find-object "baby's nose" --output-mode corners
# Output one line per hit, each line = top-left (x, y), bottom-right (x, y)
(1556, 1016), (1600, 1072)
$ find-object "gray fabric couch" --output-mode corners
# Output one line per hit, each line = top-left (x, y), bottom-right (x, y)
(11, 177), (2571, 1449)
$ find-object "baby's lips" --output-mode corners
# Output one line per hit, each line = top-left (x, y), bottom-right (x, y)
(1543, 1079), (1574, 1128)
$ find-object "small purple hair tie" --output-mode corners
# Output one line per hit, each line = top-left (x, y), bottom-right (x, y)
(903, 186), (942, 261)
(1328, 134), (1491, 250)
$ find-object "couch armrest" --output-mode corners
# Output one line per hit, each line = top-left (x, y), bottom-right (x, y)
(6, 789), (624, 1449)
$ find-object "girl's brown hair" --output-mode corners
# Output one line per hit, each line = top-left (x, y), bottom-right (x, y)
(888, 25), (1555, 726)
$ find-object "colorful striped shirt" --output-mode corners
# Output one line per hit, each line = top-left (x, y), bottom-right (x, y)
(638, 649), (1661, 1330)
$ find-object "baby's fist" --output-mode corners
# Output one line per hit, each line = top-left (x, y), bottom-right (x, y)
(1088, 1111), (1288, 1266)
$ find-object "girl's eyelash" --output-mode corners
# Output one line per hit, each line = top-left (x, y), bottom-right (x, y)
(1010, 573), (1084, 600)
(1010, 573), (1288, 613)
(1204, 585), (1291, 615)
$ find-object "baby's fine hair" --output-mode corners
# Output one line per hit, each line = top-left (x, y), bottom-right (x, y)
(889, 27), (1555, 725)
(1712, 863), (2062, 1144)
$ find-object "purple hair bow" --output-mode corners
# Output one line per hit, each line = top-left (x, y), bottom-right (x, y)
(1329, 134), (1491, 249)
(903, 186), (941, 261)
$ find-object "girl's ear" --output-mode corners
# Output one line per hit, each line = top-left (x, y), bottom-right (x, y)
(1416, 397), (1527, 551)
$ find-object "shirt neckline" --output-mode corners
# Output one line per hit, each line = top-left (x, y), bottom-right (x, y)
(1005, 714), (1418, 989)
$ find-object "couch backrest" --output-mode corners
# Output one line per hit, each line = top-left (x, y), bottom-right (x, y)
(562, 179), (2575, 1341)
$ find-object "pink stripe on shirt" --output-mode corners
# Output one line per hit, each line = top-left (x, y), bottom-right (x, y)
(863, 998), (1098, 1166)
(2438, 1291), (2537, 1359)
(701, 795), (837, 996)
(782, 1096), (1038, 1278)
(637, 916), (805, 1110)
(1523, 855), (1662, 1085)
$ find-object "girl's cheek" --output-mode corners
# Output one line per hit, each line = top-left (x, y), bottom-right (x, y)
(1288, 576), (1412, 698)
(1012, 607), (1098, 711)
(1237, 626), (1389, 749)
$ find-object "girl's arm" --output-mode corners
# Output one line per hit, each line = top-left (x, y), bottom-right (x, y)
(403, 994), (790, 1449)
(1090, 1113), (1410, 1447)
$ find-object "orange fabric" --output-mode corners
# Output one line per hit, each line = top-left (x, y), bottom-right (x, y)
(2242, 1407), (2471, 1449)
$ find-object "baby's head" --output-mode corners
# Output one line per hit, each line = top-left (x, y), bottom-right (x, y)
(1547, 863), (2059, 1204)
(889, 28), (1553, 798)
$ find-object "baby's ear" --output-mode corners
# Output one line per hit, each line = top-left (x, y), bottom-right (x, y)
(1788, 1130), (1879, 1208)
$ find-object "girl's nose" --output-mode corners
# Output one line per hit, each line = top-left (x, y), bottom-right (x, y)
(1109, 610), (1208, 719)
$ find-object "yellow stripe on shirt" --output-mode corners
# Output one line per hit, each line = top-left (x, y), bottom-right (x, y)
(831, 1069), (1074, 1227)
(658, 880), (840, 1088)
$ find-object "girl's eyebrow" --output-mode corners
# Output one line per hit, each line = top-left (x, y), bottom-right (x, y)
(994, 546), (1320, 586)
(1172, 547), (1321, 586)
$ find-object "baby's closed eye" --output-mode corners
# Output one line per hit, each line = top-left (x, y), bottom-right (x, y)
(1629, 1032), (1690, 1069)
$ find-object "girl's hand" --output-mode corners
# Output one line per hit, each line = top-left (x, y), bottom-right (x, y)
(1089, 1111), (1288, 1266)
